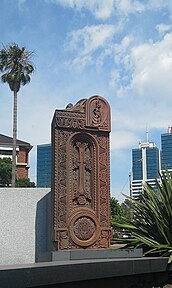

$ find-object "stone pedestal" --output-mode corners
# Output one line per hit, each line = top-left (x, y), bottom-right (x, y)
(38, 248), (143, 262)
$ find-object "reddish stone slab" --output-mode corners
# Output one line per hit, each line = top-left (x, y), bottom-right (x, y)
(51, 95), (111, 250)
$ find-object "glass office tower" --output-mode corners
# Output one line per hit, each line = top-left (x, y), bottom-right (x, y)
(161, 127), (172, 171)
(37, 144), (51, 187)
(131, 141), (160, 198)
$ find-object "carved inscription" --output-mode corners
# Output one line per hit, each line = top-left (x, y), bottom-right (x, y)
(55, 111), (85, 129)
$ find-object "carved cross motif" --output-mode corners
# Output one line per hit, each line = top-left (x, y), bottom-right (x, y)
(52, 95), (111, 250)
(73, 141), (92, 205)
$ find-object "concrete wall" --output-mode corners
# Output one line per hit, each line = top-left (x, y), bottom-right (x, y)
(0, 188), (52, 265)
(0, 257), (171, 288)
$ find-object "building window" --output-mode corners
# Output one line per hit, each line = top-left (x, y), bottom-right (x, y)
(0, 150), (12, 155)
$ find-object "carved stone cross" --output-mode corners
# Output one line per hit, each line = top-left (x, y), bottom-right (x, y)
(73, 141), (92, 205)
(52, 95), (111, 250)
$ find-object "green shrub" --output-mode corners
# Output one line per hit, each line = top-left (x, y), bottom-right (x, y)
(112, 170), (172, 261)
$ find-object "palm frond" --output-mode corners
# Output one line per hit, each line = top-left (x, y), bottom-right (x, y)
(112, 170), (172, 257)
(0, 43), (34, 92)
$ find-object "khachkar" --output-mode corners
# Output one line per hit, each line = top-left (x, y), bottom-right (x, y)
(51, 95), (111, 250)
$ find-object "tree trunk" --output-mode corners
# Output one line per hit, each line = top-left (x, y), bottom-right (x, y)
(12, 90), (17, 187)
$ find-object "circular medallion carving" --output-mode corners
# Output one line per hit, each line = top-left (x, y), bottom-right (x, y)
(69, 210), (100, 247)
(77, 195), (87, 205)
(73, 217), (95, 240)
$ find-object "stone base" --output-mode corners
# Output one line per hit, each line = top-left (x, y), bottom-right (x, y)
(0, 257), (170, 288)
(37, 248), (143, 262)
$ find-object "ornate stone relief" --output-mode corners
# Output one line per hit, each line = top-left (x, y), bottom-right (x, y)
(52, 95), (111, 250)
(72, 140), (92, 206)
(86, 95), (111, 131)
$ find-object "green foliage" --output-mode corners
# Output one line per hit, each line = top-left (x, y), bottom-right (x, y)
(0, 157), (12, 186)
(110, 197), (130, 225)
(16, 178), (35, 187)
(0, 43), (34, 92)
(0, 43), (35, 187)
(112, 171), (172, 258)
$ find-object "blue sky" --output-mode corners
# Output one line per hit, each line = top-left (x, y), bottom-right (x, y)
(1, 0), (172, 201)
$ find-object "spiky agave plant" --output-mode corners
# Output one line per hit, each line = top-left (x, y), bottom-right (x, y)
(112, 170), (172, 260)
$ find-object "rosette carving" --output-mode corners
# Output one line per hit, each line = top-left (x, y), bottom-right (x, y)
(73, 217), (95, 240)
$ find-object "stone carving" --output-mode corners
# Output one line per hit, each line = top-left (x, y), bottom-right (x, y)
(72, 140), (92, 206)
(51, 95), (111, 250)
(53, 109), (86, 131)
(73, 217), (95, 240)
(86, 96), (110, 131)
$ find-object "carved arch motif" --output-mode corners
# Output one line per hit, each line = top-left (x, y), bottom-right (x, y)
(52, 95), (111, 250)
(68, 133), (98, 210)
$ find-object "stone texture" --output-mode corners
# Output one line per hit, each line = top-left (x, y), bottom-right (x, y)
(51, 95), (111, 250)
(0, 188), (51, 265)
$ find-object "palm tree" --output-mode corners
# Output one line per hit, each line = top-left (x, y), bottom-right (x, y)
(0, 43), (34, 187)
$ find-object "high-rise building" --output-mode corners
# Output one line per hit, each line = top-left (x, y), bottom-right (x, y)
(131, 141), (160, 198)
(37, 144), (51, 188)
(161, 127), (172, 171)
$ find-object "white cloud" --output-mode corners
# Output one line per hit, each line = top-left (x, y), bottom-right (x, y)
(114, 35), (133, 65)
(46, 0), (115, 19)
(67, 24), (115, 55)
(145, 1), (172, 20)
(130, 33), (172, 98)
(67, 55), (93, 71)
(66, 24), (116, 69)
(110, 130), (139, 150)
(156, 23), (172, 35)
(43, 0), (172, 25)
(62, 26), (172, 151)
(109, 69), (121, 89)
(93, 0), (115, 20)
(109, 32), (172, 100)
(46, 0), (145, 19)
(107, 31), (172, 156)
(116, 0), (145, 15)
(147, 0), (172, 10)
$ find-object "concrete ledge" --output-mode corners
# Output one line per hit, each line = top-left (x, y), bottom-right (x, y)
(38, 248), (143, 262)
(0, 257), (171, 288)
